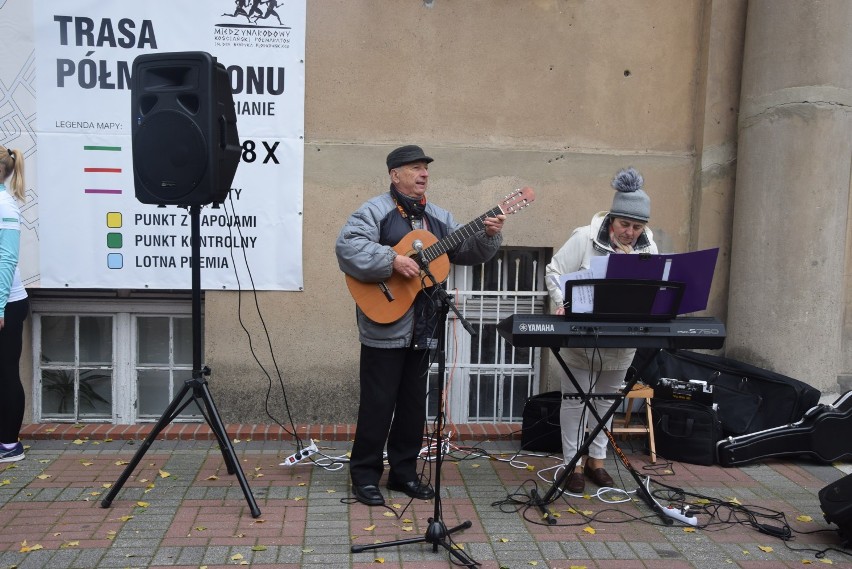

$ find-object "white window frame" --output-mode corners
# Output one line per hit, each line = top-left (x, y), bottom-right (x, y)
(30, 295), (193, 424)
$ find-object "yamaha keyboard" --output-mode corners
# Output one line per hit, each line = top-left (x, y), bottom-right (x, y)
(497, 314), (725, 349)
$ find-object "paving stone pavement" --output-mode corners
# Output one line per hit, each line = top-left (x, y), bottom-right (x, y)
(1, 433), (851, 568)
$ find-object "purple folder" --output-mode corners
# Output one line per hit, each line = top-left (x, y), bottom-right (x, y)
(604, 248), (719, 315)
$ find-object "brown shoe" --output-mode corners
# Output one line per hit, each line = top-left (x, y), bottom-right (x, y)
(583, 463), (614, 487)
(565, 470), (585, 494)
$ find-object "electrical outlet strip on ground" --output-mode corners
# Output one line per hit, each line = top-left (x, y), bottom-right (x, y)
(662, 505), (698, 526)
(279, 440), (318, 466)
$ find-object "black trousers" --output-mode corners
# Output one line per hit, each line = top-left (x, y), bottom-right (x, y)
(0, 297), (28, 443)
(349, 344), (430, 487)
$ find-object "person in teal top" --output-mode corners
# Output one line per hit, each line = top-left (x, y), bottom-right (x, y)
(0, 144), (28, 463)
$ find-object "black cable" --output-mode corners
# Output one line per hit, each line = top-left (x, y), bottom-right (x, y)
(223, 195), (303, 449)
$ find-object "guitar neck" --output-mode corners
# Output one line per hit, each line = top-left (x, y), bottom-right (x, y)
(422, 205), (502, 263)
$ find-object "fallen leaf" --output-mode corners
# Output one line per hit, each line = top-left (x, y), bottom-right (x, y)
(60, 541), (80, 548)
(583, 527), (596, 535)
(401, 526), (413, 532)
(251, 545), (267, 551)
(36, 474), (51, 480)
(231, 553), (244, 560)
(158, 470), (170, 478)
(797, 515), (813, 523)
(759, 545), (773, 553)
(471, 463), (480, 468)
(301, 548), (314, 553)
(683, 527), (696, 533)
(136, 501), (149, 508)
(72, 439), (85, 445)
(363, 524), (376, 531)
(20, 541), (44, 553)
(374, 557), (385, 563)
(383, 511), (395, 517)
(498, 537), (509, 543)
(818, 559), (833, 564)
(80, 461), (93, 467)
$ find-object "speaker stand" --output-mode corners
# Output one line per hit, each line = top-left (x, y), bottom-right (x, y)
(101, 204), (261, 518)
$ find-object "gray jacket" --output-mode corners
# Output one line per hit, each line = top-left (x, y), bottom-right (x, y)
(336, 191), (502, 348)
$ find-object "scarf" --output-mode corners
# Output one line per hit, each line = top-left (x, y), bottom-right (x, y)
(389, 184), (427, 226)
(609, 225), (636, 254)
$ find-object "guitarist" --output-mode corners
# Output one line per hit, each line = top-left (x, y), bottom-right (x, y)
(335, 145), (505, 506)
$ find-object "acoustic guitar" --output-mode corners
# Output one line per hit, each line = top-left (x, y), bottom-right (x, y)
(345, 187), (536, 323)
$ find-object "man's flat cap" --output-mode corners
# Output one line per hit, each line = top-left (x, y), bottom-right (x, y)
(386, 145), (434, 171)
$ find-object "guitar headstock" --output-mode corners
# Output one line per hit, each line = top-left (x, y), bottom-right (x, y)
(499, 186), (536, 215)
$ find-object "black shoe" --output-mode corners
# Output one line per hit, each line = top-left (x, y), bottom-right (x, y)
(387, 479), (435, 500)
(352, 484), (385, 506)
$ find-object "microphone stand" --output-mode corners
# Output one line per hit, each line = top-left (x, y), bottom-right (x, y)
(351, 244), (479, 567)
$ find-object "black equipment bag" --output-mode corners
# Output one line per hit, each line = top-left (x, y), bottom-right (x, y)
(520, 391), (562, 453)
(639, 350), (821, 437)
(819, 473), (852, 544)
(651, 399), (722, 465)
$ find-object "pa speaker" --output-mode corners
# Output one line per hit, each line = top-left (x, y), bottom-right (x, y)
(131, 51), (239, 206)
(819, 473), (852, 543)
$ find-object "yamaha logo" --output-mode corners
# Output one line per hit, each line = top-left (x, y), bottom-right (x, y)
(677, 328), (721, 335)
(519, 323), (528, 332)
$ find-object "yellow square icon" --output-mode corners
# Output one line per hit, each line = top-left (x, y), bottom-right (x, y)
(106, 212), (122, 228)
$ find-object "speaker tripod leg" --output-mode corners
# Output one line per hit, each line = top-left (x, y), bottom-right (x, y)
(194, 379), (261, 517)
(100, 380), (196, 509)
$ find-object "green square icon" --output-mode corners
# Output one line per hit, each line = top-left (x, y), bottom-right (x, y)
(107, 232), (123, 248)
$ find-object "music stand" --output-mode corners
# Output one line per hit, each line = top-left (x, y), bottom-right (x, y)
(101, 205), (261, 518)
(350, 258), (479, 567)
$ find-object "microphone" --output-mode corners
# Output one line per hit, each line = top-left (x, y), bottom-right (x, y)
(411, 239), (426, 268)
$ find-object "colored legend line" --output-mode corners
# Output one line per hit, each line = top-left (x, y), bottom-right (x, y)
(85, 167), (122, 173)
(85, 189), (122, 194)
(84, 145), (122, 151)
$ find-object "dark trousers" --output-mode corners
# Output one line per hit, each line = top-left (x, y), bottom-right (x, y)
(0, 297), (28, 443)
(349, 344), (430, 487)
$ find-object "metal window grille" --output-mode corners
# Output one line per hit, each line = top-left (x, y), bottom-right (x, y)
(427, 247), (549, 424)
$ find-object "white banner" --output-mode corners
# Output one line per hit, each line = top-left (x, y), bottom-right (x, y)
(29, 0), (306, 290)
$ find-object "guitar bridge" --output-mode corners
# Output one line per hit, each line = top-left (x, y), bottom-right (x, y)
(378, 282), (394, 302)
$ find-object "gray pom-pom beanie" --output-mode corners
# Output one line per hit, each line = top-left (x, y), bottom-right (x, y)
(609, 167), (650, 223)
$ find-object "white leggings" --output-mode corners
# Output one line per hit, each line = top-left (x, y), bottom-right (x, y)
(560, 366), (627, 464)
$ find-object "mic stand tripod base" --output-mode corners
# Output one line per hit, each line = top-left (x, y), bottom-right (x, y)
(351, 518), (476, 566)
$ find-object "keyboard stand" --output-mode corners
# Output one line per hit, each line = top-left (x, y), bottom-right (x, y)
(530, 346), (673, 526)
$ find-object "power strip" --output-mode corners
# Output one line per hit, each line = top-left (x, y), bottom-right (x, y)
(662, 505), (698, 526)
(279, 440), (318, 466)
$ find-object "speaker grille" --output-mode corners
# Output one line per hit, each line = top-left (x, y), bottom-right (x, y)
(133, 110), (208, 203)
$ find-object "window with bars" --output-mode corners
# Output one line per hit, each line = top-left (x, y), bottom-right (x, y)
(427, 247), (549, 424)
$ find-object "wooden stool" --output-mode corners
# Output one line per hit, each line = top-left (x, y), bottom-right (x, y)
(610, 384), (656, 463)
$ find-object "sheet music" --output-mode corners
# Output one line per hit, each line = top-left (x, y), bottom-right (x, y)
(555, 256), (609, 313)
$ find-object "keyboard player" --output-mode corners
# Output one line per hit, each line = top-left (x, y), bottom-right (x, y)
(543, 167), (658, 495)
